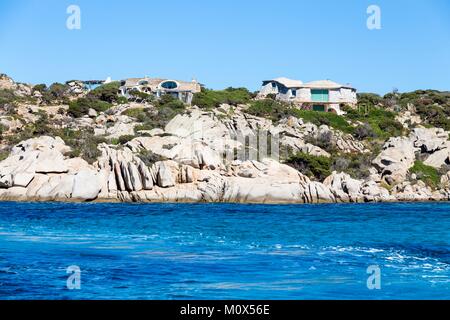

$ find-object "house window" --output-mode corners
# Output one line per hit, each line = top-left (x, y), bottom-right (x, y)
(291, 90), (297, 97)
(279, 86), (289, 94)
(311, 89), (329, 102)
(272, 82), (277, 88)
(313, 105), (326, 112)
(161, 81), (178, 90)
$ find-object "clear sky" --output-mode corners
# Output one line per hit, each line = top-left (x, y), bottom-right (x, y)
(0, 0), (449, 94)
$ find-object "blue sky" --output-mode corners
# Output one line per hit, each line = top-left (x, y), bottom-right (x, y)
(0, 0), (449, 94)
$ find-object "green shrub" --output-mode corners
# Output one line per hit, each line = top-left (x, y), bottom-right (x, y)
(356, 93), (383, 107)
(246, 99), (293, 121)
(133, 95), (186, 133)
(416, 104), (450, 131)
(68, 97), (111, 118)
(40, 83), (70, 104)
(32, 84), (47, 93)
(128, 90), (154, 103)
(118, 135), (135, 145)
(305, 130), (336, 153)
(0, 89), (17, 107)
(331, 153), (373, 180)
(286, 152), (332, 181)
(192, 87), (253, 109)
(410, 160), (440, 189)
(343, 105), (404, 139)
(0, 148), (10, 161)
(353, 123), (377, 140)
(5, 111), (53, 144)
(88, 81), (121, 103)
(137, 149), (168, 167)
(294, 110), (354, 134)
(55, 128), (107, 164)
(122, 108), (149, 122)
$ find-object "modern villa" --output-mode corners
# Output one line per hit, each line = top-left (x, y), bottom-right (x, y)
(258, 77), (357, 114)
(119, 77), (202, 104)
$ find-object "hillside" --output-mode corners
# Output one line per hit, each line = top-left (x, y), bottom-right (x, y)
(0, 74), (449, 203)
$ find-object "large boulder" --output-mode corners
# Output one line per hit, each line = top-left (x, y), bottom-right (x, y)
(373, 137), (417, 185)
(154, 161), (178, 188)
(423, 145), (450, 168)
(323, 172), (363, 202)
(165, 110), (230, 141)
(412, 127), (448, 153)
(35, 150), (69, 174)
(71, 170), (102, 201)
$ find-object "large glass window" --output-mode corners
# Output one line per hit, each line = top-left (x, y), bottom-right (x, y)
(161, 81), (178, 90)
(311, 89), (329, 102)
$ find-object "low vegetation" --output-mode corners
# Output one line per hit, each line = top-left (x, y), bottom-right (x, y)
(286, 152), (332, 181)
(0, 88), (36, 107)
(246, 99), (294, 121)
(33, 82), (70, 104)
(286, 151), (375, 181)
(343, 105), (405, 139)
(192, 87), (254, 110)
(410, 160), (440, 189)
(134, 94), (186, 132)
(137, 149), (168, 167)
(68, 97), (111, 118)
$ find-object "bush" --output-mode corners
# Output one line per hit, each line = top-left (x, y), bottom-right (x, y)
(68, 97), (111, 118)
(286, 152), (332, 181)
(40, 83), (70, 104)
(416, 104), (450, 131)
(134, 95), (186, 132)
(128, 90), (154, 103)
(305, 130), (336, 153)
(118, 135), (135, 145)
(410, 160), (440, 189)
(343, 105), (404, 139)
(137, 149), (168, 167)
(353, 123), (377, 140)
(57, 128), (107, 164)
(192, 87), (253, 109)
(122, 108), (149, 122)
(331, 153), (373, 179)
(0, 148), (10, 161)
(294, 110), (354, 134)
(0, 89), (17, 107)
(32, 84), (47, 93)
(88, 81), (121, 103)
(356, 93), (383, 107)
(246, 99), (293, 121)
(5, 111), (53, 144)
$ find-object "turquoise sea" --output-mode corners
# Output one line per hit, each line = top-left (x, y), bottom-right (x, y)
(0, 202), (449, 300)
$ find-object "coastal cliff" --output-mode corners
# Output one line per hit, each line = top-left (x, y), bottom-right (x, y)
(0, 74), (449, 204)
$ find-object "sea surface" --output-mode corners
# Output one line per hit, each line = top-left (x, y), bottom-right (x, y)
(0, 202), (449, 300)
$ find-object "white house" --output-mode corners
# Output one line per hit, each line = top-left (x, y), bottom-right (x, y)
(120, 77), (202, 104)
(259, 77), (357, 114)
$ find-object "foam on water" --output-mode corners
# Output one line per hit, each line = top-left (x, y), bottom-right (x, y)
(0, 202), (449, 299)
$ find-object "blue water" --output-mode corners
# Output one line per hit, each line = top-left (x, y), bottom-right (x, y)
(0, 202), (449, 300)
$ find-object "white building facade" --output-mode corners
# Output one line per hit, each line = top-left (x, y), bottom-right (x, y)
(120, 77), (202, 104)
(259, 77), (357, 114)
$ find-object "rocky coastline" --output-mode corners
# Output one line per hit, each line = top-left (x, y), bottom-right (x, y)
(0, 74), (449, 204)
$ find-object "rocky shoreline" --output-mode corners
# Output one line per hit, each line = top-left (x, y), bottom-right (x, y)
(1, 74), (449, 204)
(0, 112), (449, 205)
